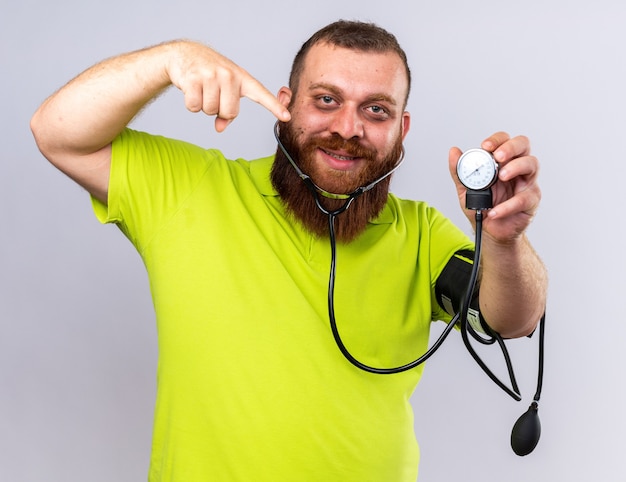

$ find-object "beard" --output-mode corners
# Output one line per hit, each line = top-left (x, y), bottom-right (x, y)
(270, 121), (404, 243)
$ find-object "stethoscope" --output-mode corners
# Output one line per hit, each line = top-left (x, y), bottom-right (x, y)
(274, 122), (545, 456)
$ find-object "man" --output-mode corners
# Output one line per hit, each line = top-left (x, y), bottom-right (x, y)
(31, 20), (547, 482)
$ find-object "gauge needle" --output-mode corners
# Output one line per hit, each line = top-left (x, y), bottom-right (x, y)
(468, 164), (486, 177)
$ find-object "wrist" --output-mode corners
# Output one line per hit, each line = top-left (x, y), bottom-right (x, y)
(479, 232), (530, 276)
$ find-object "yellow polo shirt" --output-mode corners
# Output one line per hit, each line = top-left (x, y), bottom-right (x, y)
(93, 128), (473, 481)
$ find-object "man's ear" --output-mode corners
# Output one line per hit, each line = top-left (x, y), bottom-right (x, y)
(277, 87), (292, 108)
(401, 111), (411, 141)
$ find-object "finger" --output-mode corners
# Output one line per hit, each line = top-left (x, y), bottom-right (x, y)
(182, 82), (205, 113)
(481, 131), (511, 152)
(214, 117), (233, 133)
(241, 75), (291, 122)
(447, 146), (463, 181)
(198, 82), (221, 116)
(211, 83), (238, 132)
(489, 185), (541, 220)
(498, 154), (539, 183)
(212, 73), (241, 121)
(490, 135), (531, 165)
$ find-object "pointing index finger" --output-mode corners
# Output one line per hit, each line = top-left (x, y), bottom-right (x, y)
(241, 75), (291, 122)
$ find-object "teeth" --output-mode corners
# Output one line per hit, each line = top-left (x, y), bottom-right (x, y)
(324, 149), (355, 161)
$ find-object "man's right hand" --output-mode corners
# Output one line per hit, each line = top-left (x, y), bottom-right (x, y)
(30, 40), (291, 203)
(165, 40), (291, 132)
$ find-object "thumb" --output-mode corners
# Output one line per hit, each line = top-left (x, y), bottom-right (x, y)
(448, 147), (463, 188)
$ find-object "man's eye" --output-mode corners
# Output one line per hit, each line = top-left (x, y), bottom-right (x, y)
(321, 96), (334, 104)
(367, 105), (389, 119)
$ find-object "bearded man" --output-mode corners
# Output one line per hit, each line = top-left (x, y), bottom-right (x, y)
(31, 20), (547, 482)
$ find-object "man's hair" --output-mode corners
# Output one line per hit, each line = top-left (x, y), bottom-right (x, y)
(289, 20), (412, 107)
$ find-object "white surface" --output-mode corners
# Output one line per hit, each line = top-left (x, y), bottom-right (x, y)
(2, 0), (623, 480)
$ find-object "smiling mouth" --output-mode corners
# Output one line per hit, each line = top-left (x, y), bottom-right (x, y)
(320, 148), (362, 170)
(322, 149), (356, 161)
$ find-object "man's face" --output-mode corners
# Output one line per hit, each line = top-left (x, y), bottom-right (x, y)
(278, 42), (411, 195)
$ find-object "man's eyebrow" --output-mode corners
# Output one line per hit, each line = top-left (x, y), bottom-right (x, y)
(366, 93), (398, 106)
(308, 82), (342, 96)
(308, 82), (398, 106)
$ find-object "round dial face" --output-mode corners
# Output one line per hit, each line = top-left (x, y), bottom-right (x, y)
(456, 148), (499, 190)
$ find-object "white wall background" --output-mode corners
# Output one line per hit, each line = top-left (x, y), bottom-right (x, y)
(1, 0), (624, 480)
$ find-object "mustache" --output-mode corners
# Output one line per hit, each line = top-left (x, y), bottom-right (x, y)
(307, 133), (378, 162)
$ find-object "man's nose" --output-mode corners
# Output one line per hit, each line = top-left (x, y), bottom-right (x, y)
(329, 108), (364, 140)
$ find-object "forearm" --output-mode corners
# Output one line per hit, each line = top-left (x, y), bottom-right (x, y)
(31, 41), (176, 158)
(31, 39), (289, 203)
(478, 233), (548, 338)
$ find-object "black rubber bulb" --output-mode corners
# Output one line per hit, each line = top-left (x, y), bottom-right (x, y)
(510, 401), (541, 456)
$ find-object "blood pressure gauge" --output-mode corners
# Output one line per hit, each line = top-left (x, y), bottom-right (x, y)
(456, 148), (499, 191)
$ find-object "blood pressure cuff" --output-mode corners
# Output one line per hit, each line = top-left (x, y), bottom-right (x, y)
(435, 249), (490, 334)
